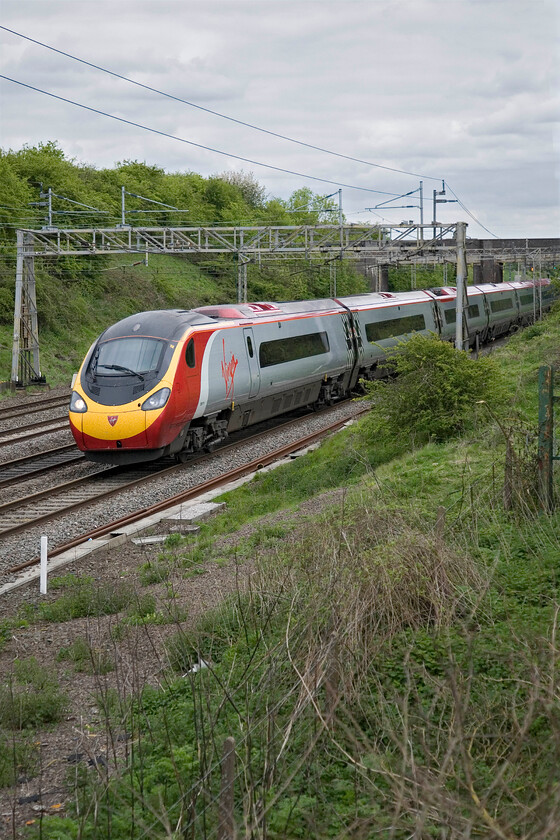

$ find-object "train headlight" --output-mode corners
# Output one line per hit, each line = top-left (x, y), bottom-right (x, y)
(141, 387), (171, 411)
(70, 391), (88, 413)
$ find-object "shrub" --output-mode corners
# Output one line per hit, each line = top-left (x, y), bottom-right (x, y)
(363, 333), (506, 443)
(0, 735), (38, 788)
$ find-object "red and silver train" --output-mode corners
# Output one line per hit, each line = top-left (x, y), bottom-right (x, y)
(69, 279), (553, 465)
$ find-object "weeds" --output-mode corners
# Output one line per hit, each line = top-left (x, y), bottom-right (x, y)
(0, 657), (67, 729)
(38, 574), (139, 621)
(57, 636), (114, 675)
(0, 735), (38, 788)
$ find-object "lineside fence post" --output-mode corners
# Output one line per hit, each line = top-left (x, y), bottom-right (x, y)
(218, 736), (236, 840)
(537, 365), (555, 511)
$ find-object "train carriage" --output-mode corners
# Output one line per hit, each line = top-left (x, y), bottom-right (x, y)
(477, 282), (520, 340)
(337, 290), (438, 380)
(429, 286), (489, 348)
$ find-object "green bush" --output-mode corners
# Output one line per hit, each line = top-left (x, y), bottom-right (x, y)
(0, 657), (67, 729)
(363, 333), (507, 443)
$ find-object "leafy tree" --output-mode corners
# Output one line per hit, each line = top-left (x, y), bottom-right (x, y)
(284, 186), (340, 224)
(218, 169), (267, 208)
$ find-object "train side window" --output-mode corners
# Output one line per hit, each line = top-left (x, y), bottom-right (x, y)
(247, 336), (254, 358)
(185, 338), (196, 368)
(445, 304), (480, 325)
(365, 313), (426, 342)
(259, 331), (330, 368)
(490, 297), (513, 313)
(444, 309), (456, 325)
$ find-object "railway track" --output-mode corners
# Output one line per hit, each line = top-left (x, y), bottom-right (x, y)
(0, 460), (171, 538)
(1, 402), (368, 582)
(0, 418), (71, 447)
(0, 444), (85, 489)
(0, 393), (69, 421)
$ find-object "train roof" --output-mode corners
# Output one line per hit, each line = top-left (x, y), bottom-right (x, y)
(194, 299), (344, 320)
(100, 309), (215, 341)
(337, 290), (433, 309)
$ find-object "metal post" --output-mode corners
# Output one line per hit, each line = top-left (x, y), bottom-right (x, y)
(330, 262), (337, 298)
(538, 365), (554, 511)
(47, 187), (53, 228)
(121, 186), (126, 226)
(237, 255), (247, 304)
(538, 249), (543, 319)
(218, 737), (236, 840)
(419, 181), (424, 241)
(338, 189), (343, 261)
(455, 221), (468, 350)
(11, 230), (23, 384)
(11, 231), (43, 386)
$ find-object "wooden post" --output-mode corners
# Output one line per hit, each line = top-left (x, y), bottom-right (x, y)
(504, 440), (513, 511)
(435, 506), (446, 549)
(218, 737), (236, 840)
(537, 366), (554, 511)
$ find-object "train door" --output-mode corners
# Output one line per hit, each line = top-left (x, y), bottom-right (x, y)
(243, 327), (260, 398)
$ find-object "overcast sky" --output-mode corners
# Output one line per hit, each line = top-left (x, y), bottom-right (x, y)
(1, 0), (559, 239)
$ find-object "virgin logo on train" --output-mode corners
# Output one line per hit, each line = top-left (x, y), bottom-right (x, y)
(107, 416), (118, 427)
(221, 339), (239, 399)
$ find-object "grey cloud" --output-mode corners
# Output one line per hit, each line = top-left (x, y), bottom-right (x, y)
(0, 0), (558, 237)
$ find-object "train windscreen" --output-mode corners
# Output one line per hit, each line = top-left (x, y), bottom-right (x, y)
(95, 338), (166, 375)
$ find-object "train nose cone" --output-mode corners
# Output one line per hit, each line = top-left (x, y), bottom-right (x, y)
(82, 408), (148, 447)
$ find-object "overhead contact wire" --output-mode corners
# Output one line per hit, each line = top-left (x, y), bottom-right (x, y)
(0, 75), (404, 197)
(0, 25), (442, 183)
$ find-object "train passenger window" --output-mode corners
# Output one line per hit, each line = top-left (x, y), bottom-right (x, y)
(185, 338), (196, 368)
(490, 297), (513, 313)
(444, 309), (456, 325)
(247, 336), (254, 358)
(444, 304), (480, 325)
(259, 331), (330, 368)
(365, 314), (426, 342)
(519, 293), (535, 306)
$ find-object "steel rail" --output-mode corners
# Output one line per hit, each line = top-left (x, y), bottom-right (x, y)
(0, 403), (361, 536)
(0, 444), (84, 489)
(3, 405), (368, 576)
(0, 420), (70, 447)
(0, 394), (69, 421)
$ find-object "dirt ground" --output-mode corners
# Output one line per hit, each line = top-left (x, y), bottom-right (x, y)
(0, 489), (344, 837)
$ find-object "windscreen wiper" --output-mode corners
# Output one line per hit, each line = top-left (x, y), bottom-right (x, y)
(97, 364), (145, 381)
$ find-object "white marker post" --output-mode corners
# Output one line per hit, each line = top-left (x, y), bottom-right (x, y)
(40, 535), (48, 595)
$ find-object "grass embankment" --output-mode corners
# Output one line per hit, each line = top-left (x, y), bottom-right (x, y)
(4, 313), (560, 838)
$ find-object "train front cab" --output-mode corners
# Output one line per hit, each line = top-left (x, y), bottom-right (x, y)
(69, 309), (216, 464)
